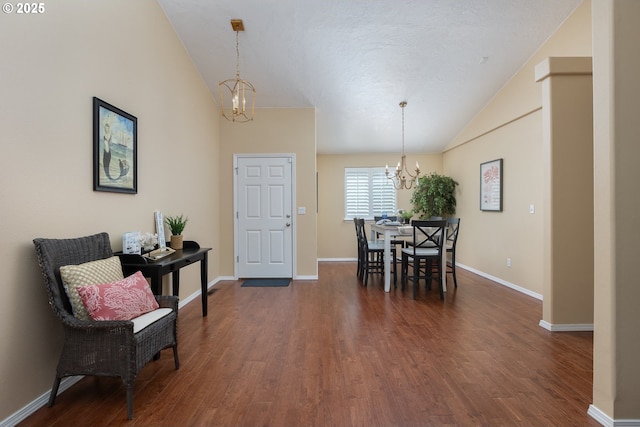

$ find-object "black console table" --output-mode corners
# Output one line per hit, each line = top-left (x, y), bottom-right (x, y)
(116, 241), (212, 316)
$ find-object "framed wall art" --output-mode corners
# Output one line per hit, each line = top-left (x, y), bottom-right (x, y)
(480, 158), (503, 211)
(93, 97), (137, 194)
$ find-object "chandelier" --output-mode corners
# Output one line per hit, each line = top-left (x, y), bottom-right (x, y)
(386, 101), (420, 189)
(218, 19), (256, 123)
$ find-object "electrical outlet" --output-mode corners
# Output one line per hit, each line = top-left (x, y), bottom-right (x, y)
(507, 257), (512, 267)
(530, 204), (535, 214)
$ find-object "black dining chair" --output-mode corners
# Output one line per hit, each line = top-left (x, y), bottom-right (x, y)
(445, 217), (461, 288)
(356, 218), (397, 287)
(353, 217), (363, 279)
(401, 219), (447, 299)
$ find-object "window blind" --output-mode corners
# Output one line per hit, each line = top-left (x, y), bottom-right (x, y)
(345, 167), (396, 220)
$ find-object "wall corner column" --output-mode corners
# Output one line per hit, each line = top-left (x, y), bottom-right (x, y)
(535, 57), (594, 329)
(590, 0), (640, 423)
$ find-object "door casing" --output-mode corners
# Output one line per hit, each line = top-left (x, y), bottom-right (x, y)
(233, 153), (296, 278)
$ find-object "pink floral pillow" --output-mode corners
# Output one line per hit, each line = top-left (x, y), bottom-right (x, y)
(77, 271), (159, 321)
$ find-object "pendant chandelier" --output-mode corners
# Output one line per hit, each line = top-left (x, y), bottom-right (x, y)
(386, 101), (420, 189)
(218, 19), (256, 123)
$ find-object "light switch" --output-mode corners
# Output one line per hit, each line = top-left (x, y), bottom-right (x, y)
(529, 204), (535, 214)
(297, 207), (306, 215)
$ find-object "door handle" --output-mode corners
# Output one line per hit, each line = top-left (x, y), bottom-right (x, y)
(286, 214), (291, 218)
(286, 222), (291, 227)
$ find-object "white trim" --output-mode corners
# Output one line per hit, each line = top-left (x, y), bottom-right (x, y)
(178, 276), (232, 309)
(456, 262), (543, 300)
(0, 272), (609, 427)
(457, 264), (597, 332)
(318, 258), (357, 262)
(0, 376), (82, 427)
(1, 275), (232, 427)
(539, 320), (594, 332)
(588, 404), (640, 427)
(589, 405), (613, 427)
(233, 154), (297, 279)
(293, 275), (319, 280)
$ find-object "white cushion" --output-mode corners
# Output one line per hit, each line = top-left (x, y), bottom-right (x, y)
(402, 247), (439, 256)
(131, 308), (173, 334)
(368, 241), (386, 250)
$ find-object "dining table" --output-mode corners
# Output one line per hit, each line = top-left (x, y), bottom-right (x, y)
(370, 222), (447, 294)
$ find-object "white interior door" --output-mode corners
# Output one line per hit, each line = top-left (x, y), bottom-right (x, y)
(235, 156), (293, 278)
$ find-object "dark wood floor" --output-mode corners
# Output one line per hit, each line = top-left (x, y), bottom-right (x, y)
(19, 262), (599, 427)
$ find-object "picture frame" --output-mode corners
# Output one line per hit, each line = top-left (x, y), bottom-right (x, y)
(93, 97), (137, 194)
(480, 158), (503, 211)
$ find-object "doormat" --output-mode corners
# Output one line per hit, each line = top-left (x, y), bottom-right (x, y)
(241, 278), (291, 287)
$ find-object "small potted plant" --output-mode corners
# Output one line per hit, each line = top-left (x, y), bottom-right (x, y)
(399, 209), (414, 224)
(165, 214), (188, 249)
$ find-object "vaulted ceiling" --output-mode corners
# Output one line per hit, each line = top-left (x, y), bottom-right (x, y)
(158, 0), (582, 154)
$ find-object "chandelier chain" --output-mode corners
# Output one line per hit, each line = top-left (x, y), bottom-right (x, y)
(385, 100), (420, 190)
(235, 30), (240, 79)
(401, 102), (405, 155)
(218, 19), (256, 123)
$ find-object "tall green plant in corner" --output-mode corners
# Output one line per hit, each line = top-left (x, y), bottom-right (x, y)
(410, 172), (459, 219)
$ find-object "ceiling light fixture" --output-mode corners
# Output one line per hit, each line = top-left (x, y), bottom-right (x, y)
(218, 19), (256, 123)
(386, 101), (420, 190)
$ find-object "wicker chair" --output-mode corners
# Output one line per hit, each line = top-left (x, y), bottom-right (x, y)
(33, 232), (179, 420)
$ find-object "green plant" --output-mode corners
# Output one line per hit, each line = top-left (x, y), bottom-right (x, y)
(410, 173), (459, 219)
(165, 214), (188, 236)
(399, 209), (414, 223)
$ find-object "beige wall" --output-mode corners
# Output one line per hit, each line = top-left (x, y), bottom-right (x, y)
(317, 153), (442, 259)
(444, 112), (545, 294)
(0, 0), (220, 420)
(442, 0), (592, 297)
(219, 109), (318, 278)
(592, 0), (640, 419)
(536, 58), (594, 325)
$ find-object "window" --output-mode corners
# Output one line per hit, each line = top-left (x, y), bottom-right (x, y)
(344, 167), (397, 220)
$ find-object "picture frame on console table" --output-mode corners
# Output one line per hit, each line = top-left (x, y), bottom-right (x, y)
(480, 158), (503, 212)
(93, 97), (137, 194)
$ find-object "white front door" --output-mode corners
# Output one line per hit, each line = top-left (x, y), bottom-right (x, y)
(235, 155), (293, 278)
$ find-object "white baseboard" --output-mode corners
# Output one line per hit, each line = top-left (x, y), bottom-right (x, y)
(588, 404), (640, 427)
(539, 320), (594, 332)
(178, 276), (230, 309)
(456, 264), (596, 332)
(294, 275), (319, 280)
(0, 376), (82, 427)
(2, 275), (233, 427)
(456, 262), (543, 300)
(316, 259), (545, 301)
(2, 269), (619, 427)
(178, 276), (236, 309)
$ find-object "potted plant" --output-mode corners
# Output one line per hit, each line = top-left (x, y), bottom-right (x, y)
(410, 172), (458, 219)
(398, 209), (414, 224)
(165, 214), (188, 249)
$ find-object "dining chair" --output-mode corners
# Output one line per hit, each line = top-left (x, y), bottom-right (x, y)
(374, 215), (406, 249)
(353, 218), (363, 279)
(445, 217), (461, 288)
(356, 218), (397, 287)
(401, 219), (447, 299)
